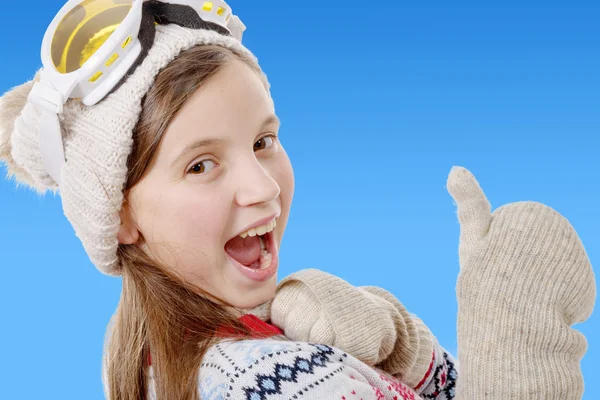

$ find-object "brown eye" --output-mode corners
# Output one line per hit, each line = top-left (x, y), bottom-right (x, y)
(187, 159), (216, 175)
(254, 135), (277, 151)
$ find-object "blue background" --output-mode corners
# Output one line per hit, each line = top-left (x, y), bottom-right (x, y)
(0, 0), (598, 398)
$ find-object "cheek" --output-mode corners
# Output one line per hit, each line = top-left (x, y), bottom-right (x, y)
(137, 187), (227, 249)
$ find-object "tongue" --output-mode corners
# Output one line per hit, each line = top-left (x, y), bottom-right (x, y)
(225, 235), (262, 266)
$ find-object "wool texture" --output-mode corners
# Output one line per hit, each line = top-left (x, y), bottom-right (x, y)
(447, 166), (596, 399)
(0, 24), (257, 276)
(268, 269), (438, 389)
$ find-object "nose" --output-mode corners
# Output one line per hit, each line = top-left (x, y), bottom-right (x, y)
(234, 156), (280, 207)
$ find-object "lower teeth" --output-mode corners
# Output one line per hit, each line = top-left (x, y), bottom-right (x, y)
(257, 235), (272, 269)
(259, 249), (272, 269)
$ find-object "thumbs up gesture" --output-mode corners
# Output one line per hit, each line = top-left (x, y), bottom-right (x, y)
(446, 166), (596, 400)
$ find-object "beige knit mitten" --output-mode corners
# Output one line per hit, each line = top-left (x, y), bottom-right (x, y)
(268, 269), (436, 388)
(447, 166), (596, 399)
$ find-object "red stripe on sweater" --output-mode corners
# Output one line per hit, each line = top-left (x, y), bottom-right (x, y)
(239, 314), (284, 336)
(413, 350), (436, 391)
(147, 314), (283, 366)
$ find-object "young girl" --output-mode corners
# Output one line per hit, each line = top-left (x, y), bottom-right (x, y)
(0, 1), (594, 399)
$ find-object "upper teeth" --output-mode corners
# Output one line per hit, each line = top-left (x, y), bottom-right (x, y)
(239, 218), (277, 238)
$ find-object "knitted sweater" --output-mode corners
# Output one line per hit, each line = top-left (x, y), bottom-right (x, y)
(144, 315), (456, 399)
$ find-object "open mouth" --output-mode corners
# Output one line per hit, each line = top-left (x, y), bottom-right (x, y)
(224, 229), (278, 281)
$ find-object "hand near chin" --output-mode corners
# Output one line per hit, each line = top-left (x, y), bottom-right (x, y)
(270, 274), (337, 345)
(238, 272), (339, 345)
(265, 269), (444, 389)
(268, 269), (399, 366)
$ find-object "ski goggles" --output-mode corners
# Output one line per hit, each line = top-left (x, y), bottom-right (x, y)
(27, 0), (245, 186)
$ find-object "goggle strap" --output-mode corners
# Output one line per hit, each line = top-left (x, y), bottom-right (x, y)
(227, 15), (246, 41)
(28, 79), (66, 185)
(39, 111), (65, 187)
(148, 1), (230, 35)
(28, 80), (64, 114)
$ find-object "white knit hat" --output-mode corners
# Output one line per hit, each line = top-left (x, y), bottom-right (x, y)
(0, 18), (256, 276)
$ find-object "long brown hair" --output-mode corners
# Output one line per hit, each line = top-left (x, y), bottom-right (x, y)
(105, 44), (271, 400)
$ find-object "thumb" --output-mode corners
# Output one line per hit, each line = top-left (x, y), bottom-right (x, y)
(271, 280), (322, 341)
(446, 166), (492, 262)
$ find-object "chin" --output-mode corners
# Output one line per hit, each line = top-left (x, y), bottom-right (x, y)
(233, 278), (277, 310)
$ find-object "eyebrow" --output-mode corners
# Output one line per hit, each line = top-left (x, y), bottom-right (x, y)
(170, 114), (281, 168)
(263, 114), (280, 127)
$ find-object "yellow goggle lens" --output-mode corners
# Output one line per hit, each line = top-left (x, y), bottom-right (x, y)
(51, 0), (133, 74)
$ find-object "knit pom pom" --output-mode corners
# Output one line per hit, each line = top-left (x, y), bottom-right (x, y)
(0, 70), (56, 194)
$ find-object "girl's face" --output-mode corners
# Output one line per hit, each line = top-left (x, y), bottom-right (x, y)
(120, 59), (294, 309)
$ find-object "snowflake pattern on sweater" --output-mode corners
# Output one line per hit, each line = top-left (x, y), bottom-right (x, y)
(143, 316), (456, 399)
(147, 338), (456, 400)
